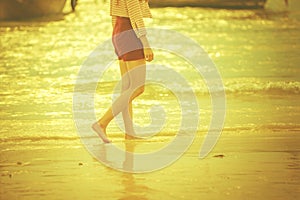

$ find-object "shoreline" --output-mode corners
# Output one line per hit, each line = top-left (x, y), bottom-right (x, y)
(1, 132), (299, 199)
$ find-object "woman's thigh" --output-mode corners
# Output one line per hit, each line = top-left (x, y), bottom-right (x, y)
(119, 59), (128, 76)
(125, 59), (146, 96)
(126, 59), (146, 71)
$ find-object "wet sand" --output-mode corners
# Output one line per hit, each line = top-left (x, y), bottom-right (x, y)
(1, 132), (299, 200)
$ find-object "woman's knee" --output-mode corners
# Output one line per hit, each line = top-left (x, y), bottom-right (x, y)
(131, 86), (145, 99)
(136, 86), (145, 95)
(121, 78), (130, 91)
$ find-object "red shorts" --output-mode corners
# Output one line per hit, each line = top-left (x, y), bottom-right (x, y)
(112, 17), (145, 61)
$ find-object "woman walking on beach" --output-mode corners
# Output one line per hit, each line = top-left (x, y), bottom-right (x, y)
(92, 0), (153, 143)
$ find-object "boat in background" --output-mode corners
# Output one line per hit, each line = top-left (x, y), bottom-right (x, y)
(149, 0), (268, 9)
(0, 0), (77, 21)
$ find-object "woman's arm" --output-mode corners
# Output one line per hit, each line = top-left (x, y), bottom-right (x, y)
(140, 35), (153, 62)
(126, 0), (153, 61)
(126, 0), (147, 38)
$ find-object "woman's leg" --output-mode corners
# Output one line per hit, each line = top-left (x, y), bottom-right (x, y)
(92, 59), (146, 142)
(119, 60), (135, 138)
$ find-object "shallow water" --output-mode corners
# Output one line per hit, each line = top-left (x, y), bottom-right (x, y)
(1, 0), (299, 146)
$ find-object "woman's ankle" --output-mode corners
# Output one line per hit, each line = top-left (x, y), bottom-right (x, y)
(96, 120), (107, 130)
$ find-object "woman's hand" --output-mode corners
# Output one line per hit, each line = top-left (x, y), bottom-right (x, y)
(140, 35), (154, 62)
(144, 47), (154, 62)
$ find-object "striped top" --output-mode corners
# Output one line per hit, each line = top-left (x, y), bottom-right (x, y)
(110, 0), (152, 38)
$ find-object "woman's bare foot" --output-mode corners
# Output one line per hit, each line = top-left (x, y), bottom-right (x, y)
(125, 133), (139, 140)
(92, 122), (111, 143)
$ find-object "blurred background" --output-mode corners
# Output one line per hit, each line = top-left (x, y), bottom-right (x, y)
(1, 0), (299, 143)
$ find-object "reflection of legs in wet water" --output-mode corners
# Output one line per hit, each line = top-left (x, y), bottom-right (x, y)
(123, 141), (136, 170)
(92, 59), (146, 143)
